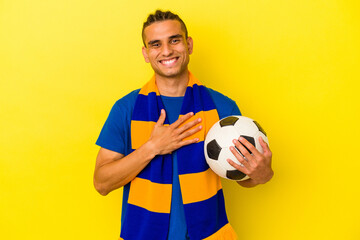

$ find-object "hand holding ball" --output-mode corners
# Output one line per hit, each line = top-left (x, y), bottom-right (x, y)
(204, 116), (269, 181)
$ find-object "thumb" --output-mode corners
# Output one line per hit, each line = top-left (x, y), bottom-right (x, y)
(156, 109), (166, 126)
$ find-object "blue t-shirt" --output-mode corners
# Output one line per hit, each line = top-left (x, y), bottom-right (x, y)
(96, 88), (241, 240)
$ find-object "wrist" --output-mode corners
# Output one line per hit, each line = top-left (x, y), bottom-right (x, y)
(142, 140), (159, 160)
(237, 178), (258, 188)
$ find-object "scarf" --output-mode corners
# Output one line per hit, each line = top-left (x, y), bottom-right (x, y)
(120, 72), (237, 240)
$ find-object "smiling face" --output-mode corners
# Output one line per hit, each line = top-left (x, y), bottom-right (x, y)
(142, 20), (193, 79)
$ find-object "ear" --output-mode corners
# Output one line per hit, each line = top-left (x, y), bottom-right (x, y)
(187, 37), (193, 55)
(142, 46), (150, 63)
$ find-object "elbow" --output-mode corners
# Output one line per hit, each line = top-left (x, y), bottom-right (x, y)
(93, 179), (110, 196)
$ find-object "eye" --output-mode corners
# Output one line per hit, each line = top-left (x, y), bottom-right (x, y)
(151, 43), (160, 48)
(171, 39), (180, 44)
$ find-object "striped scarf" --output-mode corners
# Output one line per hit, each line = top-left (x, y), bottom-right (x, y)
(120, 72), (237, 240)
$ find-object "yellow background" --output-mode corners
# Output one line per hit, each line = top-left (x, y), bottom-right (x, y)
(1, 0), (359, 239)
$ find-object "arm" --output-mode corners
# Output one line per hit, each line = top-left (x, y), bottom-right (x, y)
(93, 110), (202, 196)
(227, 136), (274, 188)
(93, 143), (155, 196)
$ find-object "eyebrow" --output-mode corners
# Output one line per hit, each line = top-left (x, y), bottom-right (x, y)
(147, 39), (160, 46)
(169, 34), (183, 40)
(147, 34), (183, 46)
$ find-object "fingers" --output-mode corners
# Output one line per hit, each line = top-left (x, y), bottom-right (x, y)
(175, 113), (202, 148)
(177, 116), (202, 134)
(227, 158), (249, 175)
(179, 123), (202, 139)
(172, 112), (194, 128)
(259, 136), (272, 157)
(237, 137), (262, 159)
(156, 109), (166, 126)
(178, 137), (200, 147)
(171, 112), (202, 138)
(229, 145), (251, 172)
(154, 111), (205, 149)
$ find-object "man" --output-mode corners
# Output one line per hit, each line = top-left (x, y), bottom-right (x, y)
(94, 10), (273, 240)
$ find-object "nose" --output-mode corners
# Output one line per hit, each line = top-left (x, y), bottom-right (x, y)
(161, 43), (173, 56)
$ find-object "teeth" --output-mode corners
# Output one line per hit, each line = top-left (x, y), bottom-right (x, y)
(161, 58), (177, 65)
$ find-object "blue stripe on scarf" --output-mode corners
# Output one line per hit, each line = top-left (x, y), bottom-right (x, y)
(133, 86), (215, 122)
(120, 204), (170, 240)
(183, 189), (229, 239)
(177, 142), (209, 175)
(132, 93), (166, 122)
(180, 85), (217, 114)
(136, 155), (173, 184)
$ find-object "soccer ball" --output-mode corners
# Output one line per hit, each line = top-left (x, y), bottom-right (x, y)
(204, 115), (269, 181)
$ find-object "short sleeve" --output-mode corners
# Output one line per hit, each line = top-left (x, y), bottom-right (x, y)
(96, 89), (140, 155)
(207, 88), (241, 119)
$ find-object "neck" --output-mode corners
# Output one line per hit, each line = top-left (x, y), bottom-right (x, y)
(155, 70), (189, 97)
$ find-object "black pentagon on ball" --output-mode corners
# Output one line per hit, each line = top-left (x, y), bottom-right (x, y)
(219, 116), (239, 127)
(239, 135), (255, 154)
(206, 139), (222, 160)
(253, 120), (267, 136)
(226, 170), (247, 180)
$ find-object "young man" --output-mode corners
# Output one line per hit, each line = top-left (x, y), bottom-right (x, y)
(94, 10), (273, 240)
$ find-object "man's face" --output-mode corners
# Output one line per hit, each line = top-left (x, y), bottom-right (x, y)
(142, 20), (193, 79)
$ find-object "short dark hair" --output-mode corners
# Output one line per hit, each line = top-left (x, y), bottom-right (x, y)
(142, 10), (188, 47)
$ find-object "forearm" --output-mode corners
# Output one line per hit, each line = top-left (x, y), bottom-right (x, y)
(94, 142), (156, 195)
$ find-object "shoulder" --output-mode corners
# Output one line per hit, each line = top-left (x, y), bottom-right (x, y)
(115, 89), (140, 106)
(103, 88), (141, 129)
(113, 89), (140, 112)
(205, 87), (241, 118)
(206, 87), (236, 105)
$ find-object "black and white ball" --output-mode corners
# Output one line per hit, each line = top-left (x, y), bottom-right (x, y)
(204, 116), (269, 181)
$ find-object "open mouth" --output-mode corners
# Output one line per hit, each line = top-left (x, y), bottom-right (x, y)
(159, 57), (179, 67)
